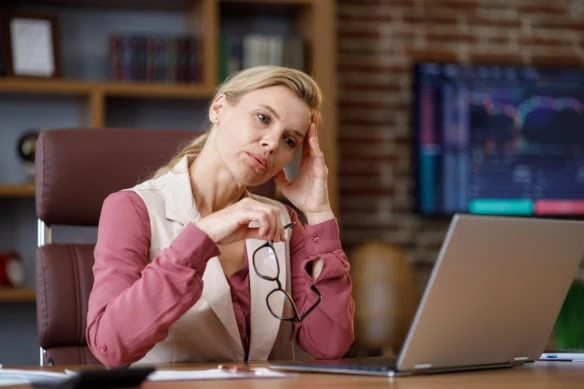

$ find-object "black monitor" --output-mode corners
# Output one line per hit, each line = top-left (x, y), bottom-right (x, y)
(412, 62), (584, 217)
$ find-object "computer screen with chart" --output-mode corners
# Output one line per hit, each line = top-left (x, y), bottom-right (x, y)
(413, 62), (584, 217)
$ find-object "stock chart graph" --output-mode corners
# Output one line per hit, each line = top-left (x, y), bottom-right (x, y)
(414, 63), (584, 216)
(469, 93), (584, 156)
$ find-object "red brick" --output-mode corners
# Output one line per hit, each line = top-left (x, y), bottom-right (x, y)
(428, 0), (481, 10)
(528, 19), (584, 31)
(466, 15), (521, 28)
(340, 186), (396, 195)
(518, 36), (574, 47)
(406, 48), (460, 62)
(338, 30), (382, 39)
(390, 30), (418, 43)
(340, 203), (385, 213)
(340, 118), (398, 127)
(425, 32), (478, 44)
(337, 63), (409, 73)
(340, 132), (395, 141)
(340, 222), (400, 231)
(467, 52), (525, 65)
(394, 136), (412, 146)
(338, 45), (386, 56)
(517, 4), (569, 15)
(486, 35), (513, 45)
(372, 0), (418, 6)
(339, 171), (385, 180)
(337, 0), (384, 4)
(529, 54), (584, 66)
(340, 82), (402, 92)
(403, 12), (460, 25)
(337, 12), (394, 23)
(340, 138), (393, 148)
(338, 154), (400, 163)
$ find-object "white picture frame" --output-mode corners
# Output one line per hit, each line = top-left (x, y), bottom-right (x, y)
(4, 14), (60, 78)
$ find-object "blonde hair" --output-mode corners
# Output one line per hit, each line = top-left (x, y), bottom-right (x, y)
(158, 66), (323, 175)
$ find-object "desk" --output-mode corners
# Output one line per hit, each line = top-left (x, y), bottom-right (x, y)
(4, 361), (584, 388)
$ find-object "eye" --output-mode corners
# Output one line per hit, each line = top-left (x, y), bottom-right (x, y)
(256, 113), (270, 125)
(284, 136), (297, 149)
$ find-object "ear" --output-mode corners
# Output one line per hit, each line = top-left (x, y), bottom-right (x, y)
(209, 94), (226, 124)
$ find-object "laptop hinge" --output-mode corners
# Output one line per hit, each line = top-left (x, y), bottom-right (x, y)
(512, 356), (529, 365)
(414, 363), (432, 369)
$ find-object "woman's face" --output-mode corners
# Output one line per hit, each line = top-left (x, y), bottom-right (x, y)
(210, 86), (311, 187)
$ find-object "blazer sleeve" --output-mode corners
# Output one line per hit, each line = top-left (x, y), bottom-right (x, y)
(86, 190), (219, 367)
(287, 207), (355, 359)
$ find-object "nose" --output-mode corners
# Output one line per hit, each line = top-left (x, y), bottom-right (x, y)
(260, 133), (278, 152)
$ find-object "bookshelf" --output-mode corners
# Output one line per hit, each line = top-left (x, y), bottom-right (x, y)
(0, 0), (337, 304)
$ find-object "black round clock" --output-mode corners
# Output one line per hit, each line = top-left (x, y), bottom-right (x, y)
(17, 129), (40, 163)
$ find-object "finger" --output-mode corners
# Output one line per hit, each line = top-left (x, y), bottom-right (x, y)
(256, 204), (282, 241)
(310, 136), (324, 156)
(274, 210), (285, 242)
(311, 112), (322, 127)
(302, 122), (317, 159)
(241, 228), (263, 240)
(270, 207), (283, 242)
(309, 133), (325, 163)
(241, 199), (284, 241)
(237, 202), (272, 239)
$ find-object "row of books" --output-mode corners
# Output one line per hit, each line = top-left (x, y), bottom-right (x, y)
(110, 35), (203, 83)
(219, 34), (306, 81)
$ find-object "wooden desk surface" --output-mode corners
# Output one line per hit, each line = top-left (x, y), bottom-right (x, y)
(5, 361), (584, 388)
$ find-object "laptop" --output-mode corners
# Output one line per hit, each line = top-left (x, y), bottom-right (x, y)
(271, 214), (584, 376)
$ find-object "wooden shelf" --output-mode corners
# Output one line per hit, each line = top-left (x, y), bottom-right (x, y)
(102, 81), (216, 99)
(222, 0), (313, 4)
(4, 0), (194, 11)
(0, 183), (35, 198)
(6, 0), (313, 7)
(0, 78), (217, 100)
(0, 288), (36, 303)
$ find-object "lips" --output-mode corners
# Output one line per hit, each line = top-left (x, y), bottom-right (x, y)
(246, 152), (268, 172)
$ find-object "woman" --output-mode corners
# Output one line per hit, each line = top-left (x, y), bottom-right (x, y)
(86, 66), (355, 367)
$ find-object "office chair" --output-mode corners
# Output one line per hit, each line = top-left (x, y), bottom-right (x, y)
(35, 128), (275, 365)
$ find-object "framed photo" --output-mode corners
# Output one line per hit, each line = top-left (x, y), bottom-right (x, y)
(2, 13), (61, 78)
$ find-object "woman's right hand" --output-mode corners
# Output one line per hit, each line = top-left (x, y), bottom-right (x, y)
(194, 198), (286, 245)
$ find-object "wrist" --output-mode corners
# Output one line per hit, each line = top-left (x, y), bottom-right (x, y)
(304, 209), (335, 225)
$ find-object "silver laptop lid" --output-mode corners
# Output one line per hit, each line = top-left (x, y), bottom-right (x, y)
(398, 214), (584, 372)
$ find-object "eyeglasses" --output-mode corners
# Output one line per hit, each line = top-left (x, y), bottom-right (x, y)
(252, 222), (322, 322)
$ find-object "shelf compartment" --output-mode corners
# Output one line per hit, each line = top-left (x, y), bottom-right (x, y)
(0, 288), (36, 303)
(0, 183), (35, 198)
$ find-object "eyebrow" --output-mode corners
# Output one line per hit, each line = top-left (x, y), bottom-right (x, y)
(259, 104), (305, 139)
(259, 104), (280, 120)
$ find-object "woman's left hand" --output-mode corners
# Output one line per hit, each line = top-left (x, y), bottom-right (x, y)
(274, 114), (335, 225)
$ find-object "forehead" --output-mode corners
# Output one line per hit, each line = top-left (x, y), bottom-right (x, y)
(238, 86), (311, 131)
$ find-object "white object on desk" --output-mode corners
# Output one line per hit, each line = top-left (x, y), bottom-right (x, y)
(539, 352), (584, 362)
(0, 368), (66, 387)
(148, 367), (289, 381)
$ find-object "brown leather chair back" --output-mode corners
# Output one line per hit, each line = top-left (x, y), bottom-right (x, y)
(35, 128), (275, 365)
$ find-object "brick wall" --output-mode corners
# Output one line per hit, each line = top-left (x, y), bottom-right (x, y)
(336, 0), (584, 284)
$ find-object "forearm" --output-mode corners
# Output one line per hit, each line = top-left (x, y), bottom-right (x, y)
(86, 223), (218, 367)
(290, 217), (355, 359)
